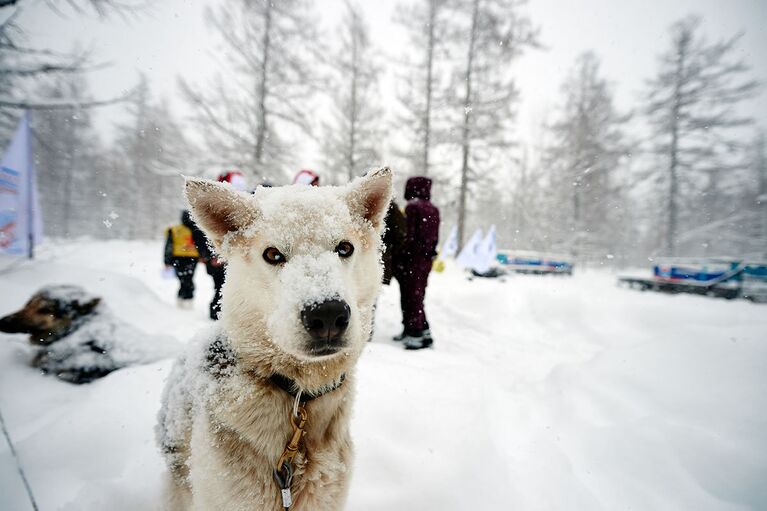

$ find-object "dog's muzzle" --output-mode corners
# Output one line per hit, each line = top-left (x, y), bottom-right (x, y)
(0, 313), (27, 334)
(300, 299), (351, 356)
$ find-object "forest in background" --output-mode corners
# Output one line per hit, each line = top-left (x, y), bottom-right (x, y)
(1, 0), (765, 267)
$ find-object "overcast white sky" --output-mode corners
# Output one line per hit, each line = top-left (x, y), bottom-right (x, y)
(18, 0), (767, 172)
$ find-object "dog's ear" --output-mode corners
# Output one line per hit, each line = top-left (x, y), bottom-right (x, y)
(74, 297), (100, 315)
(345, 167), (392, 231)
(185, 178), (259, 247)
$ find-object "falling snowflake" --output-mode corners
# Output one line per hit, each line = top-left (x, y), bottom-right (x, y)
(108, 211), (119, 220)
(103, 219), (113, 229)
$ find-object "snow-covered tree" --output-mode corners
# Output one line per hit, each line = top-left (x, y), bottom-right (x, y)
(0, 0), (140, 145)
(322, 1), (383, 184)
(179, 0), (321, 182)
(33, 73), (106, 238)
(444, 0), (539, 247)
(643, 16), (760, 256)
(112, 77), (193, 239)
(543, 51), (632, 260)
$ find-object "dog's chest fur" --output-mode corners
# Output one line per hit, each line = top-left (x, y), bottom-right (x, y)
(165, 334), (355, 511)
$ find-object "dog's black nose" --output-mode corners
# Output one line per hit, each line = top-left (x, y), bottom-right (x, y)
(0, 314), (24, 333)
(301, 299), (351, 342)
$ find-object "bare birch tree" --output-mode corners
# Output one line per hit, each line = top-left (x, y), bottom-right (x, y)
(643, 16), (759, 256)
(445, 0), (539, 247)
(322, 1), (382, 184)
(179, 0), (320, 182)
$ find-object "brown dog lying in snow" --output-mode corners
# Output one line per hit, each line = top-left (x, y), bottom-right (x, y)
(0, 285), (178, 384)
(156, 168), (392, 510)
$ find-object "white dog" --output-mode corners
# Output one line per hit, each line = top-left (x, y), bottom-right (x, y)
(156, 168), (392, 510)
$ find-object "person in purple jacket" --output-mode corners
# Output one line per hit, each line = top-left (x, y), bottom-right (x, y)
(395, 176), (440, 350)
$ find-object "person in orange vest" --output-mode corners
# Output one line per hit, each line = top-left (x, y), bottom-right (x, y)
(164, 210), (200, 309)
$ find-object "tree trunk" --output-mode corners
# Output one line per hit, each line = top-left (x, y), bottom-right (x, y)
(254, 1), (273, 174)
(457, 0), (479, 250)
(348, 22), (359, 182)
(422, 0), (436, 176)
(758, 133), (767, 257)
(572, 165), (580, 258)
(667, 44), (684, 257)
(62, 156), (74, 237)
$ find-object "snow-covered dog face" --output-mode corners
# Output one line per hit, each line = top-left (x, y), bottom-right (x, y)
(186, 169), (391, 371)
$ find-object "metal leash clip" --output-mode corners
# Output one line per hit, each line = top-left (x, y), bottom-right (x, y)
(273, 405), (308, 510)
(273, 460), (294, 509)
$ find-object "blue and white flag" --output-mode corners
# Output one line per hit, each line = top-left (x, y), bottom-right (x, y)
(440, 225), (459, 258)
(0, 112), (42, 257)
(474, 225), (497, 273)
(455, 228), (483, 269)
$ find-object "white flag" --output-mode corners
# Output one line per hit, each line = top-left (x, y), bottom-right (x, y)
(0, 112), (42, 257)
(474, 225), (497, 273)
(455, 228), (483, 269)
(440, 225), (459, 258)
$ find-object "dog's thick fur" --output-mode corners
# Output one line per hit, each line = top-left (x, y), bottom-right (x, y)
(156, 169), (392, 510)
(0, 285), (178, 383)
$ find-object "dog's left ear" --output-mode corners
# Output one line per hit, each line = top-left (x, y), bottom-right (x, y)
(345, 167), (392, 231)
(74, 297), (101, 315)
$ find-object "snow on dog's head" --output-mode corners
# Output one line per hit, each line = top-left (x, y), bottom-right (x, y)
(185, 168), (391, 384)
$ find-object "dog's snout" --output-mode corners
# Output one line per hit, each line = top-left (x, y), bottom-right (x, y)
(301, 299), (350, 342)
(0, 313), (25, 334)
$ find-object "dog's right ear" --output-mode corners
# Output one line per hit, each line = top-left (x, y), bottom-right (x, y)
(345, 167), (393, 231)
(185, 178), (259, 247)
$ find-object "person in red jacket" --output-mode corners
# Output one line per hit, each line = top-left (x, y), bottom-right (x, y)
(293, 169), (320, 186)
(395, 176), (440, 350)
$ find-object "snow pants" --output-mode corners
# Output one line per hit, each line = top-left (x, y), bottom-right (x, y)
(205, 262), (226, 320)
(172, 257), (197, 300)
(399, 257), (433, 335)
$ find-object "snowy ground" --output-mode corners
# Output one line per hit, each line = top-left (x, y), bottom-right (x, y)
(1, 240), (766, 511)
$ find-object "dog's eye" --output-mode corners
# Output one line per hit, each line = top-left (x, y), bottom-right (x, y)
(263, 247), (286, 265)
(335, 241), (354, 258)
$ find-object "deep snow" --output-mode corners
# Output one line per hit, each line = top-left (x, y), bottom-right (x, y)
(1, 240), (765, 510)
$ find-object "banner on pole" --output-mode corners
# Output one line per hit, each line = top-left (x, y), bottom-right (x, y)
(455, 228), (483, 269)
(0, 112), (42, 257)
(474, 225), (497, 274)
(440, 225), (459, 258)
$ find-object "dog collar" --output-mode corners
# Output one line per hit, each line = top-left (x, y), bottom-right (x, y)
(269, 373), (346, 403)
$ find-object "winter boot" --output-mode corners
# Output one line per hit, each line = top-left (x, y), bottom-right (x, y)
(392, 330), (407, 341)
(422, 320), (432, 342)
(404, 333), (433, 350)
